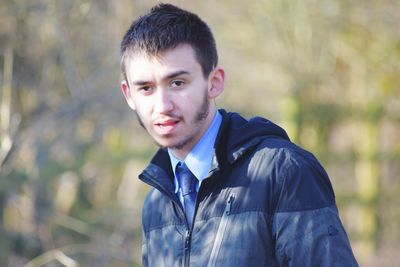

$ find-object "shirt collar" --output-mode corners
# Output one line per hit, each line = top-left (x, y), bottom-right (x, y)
(168, 111), (222, 193)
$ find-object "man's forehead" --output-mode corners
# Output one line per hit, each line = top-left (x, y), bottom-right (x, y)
(125, 45), (201, 79)
(125, 49), (161, 64)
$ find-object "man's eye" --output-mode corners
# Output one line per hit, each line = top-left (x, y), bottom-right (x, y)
(139, 86), (153, 93)
(170, 80), (184, 87)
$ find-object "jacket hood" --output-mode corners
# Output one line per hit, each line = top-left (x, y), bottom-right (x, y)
(141, 110), (291, 185)
(218, 110), (290, 163)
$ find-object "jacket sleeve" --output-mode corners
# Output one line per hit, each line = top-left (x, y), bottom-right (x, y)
(142, 230), (149, 267)
(272, 205), (358, 266)
(271, 149), (358, 266)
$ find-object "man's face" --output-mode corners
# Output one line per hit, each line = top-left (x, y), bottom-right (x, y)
(121, 44), (224, 158)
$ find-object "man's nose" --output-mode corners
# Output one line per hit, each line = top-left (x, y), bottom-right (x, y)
(154, 89), (174, 114)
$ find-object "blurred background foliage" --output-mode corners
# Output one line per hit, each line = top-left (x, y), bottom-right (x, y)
(0, 0), (399, 266)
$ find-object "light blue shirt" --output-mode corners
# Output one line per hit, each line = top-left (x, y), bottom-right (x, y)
(168, 111), (222, 206)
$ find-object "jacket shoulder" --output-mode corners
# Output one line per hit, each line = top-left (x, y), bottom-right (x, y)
(252, 137), (336, 213)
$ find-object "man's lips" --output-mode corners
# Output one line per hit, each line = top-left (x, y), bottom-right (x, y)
(155, 119), (179, 127)
(154, 119), (180, 134)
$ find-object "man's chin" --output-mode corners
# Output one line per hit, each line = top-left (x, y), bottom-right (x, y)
(154, 137), (193, 151)
(152, 138), (175, 150)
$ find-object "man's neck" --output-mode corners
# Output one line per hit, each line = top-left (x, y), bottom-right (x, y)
(168, 110), (223, 186)
(170, 109), (217, 160)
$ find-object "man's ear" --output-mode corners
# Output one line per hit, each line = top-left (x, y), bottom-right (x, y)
(208, 67), (225, 99)
(121, 80), (136, 110)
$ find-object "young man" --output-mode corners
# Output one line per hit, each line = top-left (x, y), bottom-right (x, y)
(120, 3), (358, 267)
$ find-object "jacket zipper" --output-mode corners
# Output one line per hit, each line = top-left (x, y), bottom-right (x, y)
(207, 193), (235, 267)
(141, 172), (192, 267)
(184, 229), (191, 266)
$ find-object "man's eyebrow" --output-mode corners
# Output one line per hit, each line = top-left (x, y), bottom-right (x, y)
(131, 80), (150, 86)
(131, 70), (190, 86)
(165, 70), (190, 80)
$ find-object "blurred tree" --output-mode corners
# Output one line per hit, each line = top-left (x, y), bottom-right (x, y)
(0, 0), (399, 266)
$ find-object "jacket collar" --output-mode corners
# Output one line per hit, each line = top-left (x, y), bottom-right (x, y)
(139, 109), (289, 192)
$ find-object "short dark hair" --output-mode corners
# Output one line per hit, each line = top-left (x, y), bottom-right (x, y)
(120, 3), (218, 80)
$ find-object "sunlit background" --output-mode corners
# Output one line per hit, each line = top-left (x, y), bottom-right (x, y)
(1, 0), (399, 266)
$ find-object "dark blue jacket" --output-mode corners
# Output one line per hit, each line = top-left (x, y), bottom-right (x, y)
(139, 110), (358, 266)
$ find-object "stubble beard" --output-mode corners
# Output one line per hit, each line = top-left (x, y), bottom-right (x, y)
(135, 89), (210, 150)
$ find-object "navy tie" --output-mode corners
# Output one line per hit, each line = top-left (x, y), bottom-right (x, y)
(176, 163), (197, 227)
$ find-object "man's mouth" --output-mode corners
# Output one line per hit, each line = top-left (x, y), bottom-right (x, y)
(155, 119), (180, 134)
